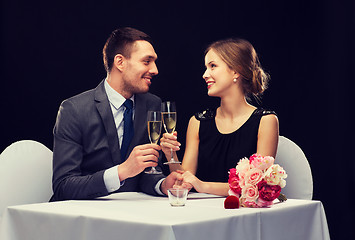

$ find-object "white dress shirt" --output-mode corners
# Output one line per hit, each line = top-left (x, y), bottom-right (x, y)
(103, 79), (164, 195)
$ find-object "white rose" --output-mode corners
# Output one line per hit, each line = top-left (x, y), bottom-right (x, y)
(264, 164), (287, 186)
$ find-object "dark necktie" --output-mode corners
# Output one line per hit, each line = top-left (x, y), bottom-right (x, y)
(121, 99), (134, 160)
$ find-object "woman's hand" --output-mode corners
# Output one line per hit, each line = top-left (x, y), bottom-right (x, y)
(180, 170), (205, 193)
(159, 132), (181, 157)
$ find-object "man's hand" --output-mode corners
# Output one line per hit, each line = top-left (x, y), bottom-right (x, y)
(117, 144), (161, 181)
(160, 171), (185, 195)
(171, 170), (201, 192)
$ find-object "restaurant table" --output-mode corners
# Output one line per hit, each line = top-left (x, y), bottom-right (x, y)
(0, 192), (330, 240)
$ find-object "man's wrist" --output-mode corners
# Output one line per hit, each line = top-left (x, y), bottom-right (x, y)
(117, 164), (128, 181)
(158, 178), (167, 195)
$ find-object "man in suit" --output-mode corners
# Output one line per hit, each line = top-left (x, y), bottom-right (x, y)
(51, 27), (181, 201)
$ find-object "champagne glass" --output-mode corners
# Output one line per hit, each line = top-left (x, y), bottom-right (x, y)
(161, 101), (181, 164)
(145, 111), (163, 174)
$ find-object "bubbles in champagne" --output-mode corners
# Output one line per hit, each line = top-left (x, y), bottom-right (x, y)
(162, 112), (176, 133)
(148, 121), (161, 144)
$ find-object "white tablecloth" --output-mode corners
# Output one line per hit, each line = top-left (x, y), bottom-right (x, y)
(0, 192), (330, 240)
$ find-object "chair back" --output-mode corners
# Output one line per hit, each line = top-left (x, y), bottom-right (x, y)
(0, 140), (53, 218)
(275, 136), (313, 199)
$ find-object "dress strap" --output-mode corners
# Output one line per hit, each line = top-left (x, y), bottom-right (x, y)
(195, 108), (276, 120)
(253, 109), (277, 116)
(194, 108), (216, 121)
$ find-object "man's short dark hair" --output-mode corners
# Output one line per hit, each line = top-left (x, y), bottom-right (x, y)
(103, 27), (152, 72)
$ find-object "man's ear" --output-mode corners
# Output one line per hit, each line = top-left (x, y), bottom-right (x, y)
(113, 54), (125, 72)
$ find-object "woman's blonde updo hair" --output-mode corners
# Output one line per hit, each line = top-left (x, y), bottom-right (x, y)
(205, 38), (269, 99)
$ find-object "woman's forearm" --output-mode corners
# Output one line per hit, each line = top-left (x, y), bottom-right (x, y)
(198, 182), (230, 196)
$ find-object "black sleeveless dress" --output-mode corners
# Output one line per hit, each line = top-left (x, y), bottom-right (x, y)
(194, 108), (276, 183)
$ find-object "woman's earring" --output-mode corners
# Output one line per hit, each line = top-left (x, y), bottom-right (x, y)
(233, 78), (237, 83)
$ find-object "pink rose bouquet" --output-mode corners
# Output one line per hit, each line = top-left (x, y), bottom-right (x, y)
(228, 154), (287, 208)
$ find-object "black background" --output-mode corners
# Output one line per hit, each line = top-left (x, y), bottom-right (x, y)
(1, 0), (354, 239)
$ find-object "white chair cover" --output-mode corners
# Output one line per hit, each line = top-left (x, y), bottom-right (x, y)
(0, 140), (53, 220)
(275, 136), (313, 200)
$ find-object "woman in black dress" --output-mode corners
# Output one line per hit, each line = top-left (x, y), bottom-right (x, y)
(160, 38), (279, 196)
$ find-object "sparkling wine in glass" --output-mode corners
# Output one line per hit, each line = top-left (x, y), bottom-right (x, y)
(145, 111), (162, 174)
(161, 101), (181, 164)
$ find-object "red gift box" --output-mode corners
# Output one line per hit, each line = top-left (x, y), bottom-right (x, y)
(224, 195), (240, 209)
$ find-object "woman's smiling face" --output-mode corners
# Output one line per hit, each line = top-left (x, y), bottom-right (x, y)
(203, 49), (237, 97)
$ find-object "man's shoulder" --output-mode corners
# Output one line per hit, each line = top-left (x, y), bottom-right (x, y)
(69, 89), (95, 100)
(62, 81), (105, 105)
(64, 81), (103, 104)
(58, 88), (98, 116)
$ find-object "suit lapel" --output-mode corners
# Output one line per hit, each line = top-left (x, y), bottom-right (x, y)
(94, 80), (121, 164)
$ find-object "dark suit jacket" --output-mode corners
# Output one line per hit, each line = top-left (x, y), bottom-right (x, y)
(50, 80), (165, 201)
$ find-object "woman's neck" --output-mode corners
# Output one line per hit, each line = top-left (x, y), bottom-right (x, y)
(218, 95), (255, 119)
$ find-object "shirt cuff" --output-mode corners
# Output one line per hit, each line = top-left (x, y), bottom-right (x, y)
(155, 178), (166, 196)
(104, 165), (123, 193)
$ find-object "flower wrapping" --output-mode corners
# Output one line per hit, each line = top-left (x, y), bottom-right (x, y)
(228, 154), (287, 208)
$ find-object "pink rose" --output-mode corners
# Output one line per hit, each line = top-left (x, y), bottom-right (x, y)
(244, 168), (263, 185)
(249, 154), (274, 171)
(228, 168), (242, 196)
(257, 180), (281, 201)
(229, 168), (237, 178)
(262, 156), (275, 170)
(242, 184), (259, 202)
(249, 153), (262, 164)
(242, 199), (258, 208)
